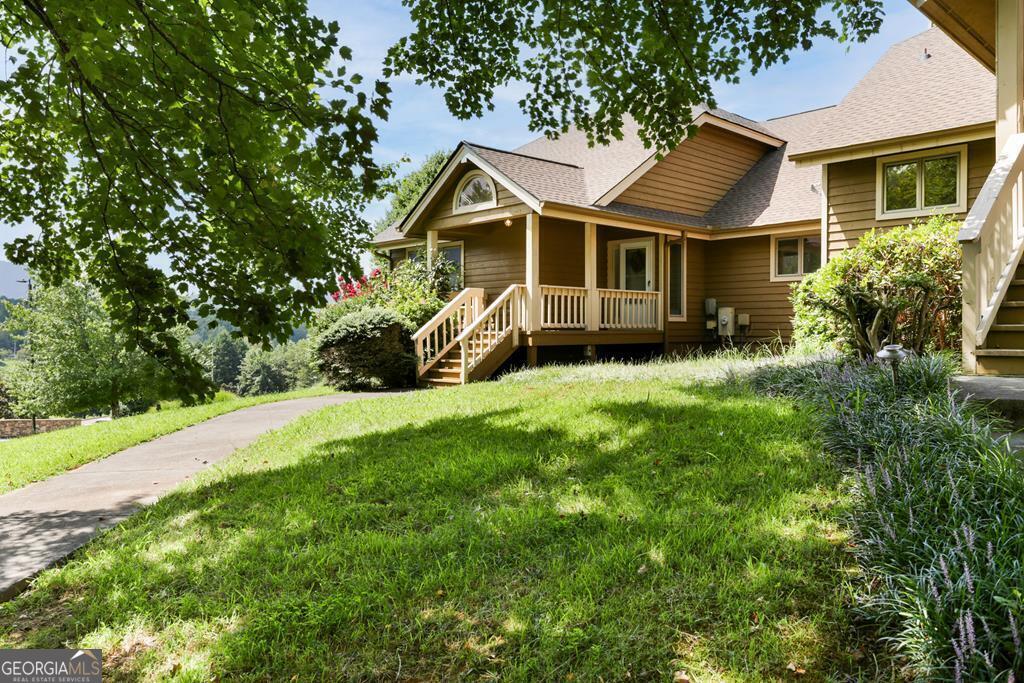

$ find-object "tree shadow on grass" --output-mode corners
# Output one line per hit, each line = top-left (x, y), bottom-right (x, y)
(2, 383), (856, 681)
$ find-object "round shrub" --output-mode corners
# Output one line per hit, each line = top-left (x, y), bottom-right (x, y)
(316, 307), (415, 390)
(792, 215), (961, 357)
(236, 346), (293, 396)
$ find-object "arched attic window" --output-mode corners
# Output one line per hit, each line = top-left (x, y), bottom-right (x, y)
(452, 170), (497, 214)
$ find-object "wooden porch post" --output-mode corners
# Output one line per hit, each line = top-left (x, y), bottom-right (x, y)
(584, 222), (599, 331)
(525, 213), (541, 332)
(426, 230), (439, 269)
(657, 234), (665, 332)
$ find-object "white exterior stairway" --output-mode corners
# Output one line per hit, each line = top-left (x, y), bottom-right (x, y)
(962, 133), (1024, 375)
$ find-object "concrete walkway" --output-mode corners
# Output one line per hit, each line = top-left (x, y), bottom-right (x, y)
(0, 392), (391, 599)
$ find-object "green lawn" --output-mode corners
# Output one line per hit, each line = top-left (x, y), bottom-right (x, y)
(0, 385), (334, 494)
(0, 361), (863, 680)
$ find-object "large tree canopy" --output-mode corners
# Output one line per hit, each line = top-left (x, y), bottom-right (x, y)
(0, 0), (389, 396)
(0, 0), (883, 398)
(388, 0), (884, 150)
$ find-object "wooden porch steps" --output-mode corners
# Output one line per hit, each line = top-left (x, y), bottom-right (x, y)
(976, 263), (1024, 375)
(420, 335), (519, 388)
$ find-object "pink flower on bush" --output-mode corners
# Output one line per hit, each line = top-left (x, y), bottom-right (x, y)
(331, 268), (384, 302)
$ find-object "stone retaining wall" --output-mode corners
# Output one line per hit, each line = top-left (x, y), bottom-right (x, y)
(0, 419), (82, 438)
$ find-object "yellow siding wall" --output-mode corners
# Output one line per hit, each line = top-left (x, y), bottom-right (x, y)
(616, 125), (769, 216)
(826, 138), (995, 256)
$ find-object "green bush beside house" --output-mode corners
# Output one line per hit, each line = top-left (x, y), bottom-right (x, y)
(792, 215), (961, 357)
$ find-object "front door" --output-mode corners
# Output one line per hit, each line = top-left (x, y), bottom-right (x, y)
(618, 239), (654, 291)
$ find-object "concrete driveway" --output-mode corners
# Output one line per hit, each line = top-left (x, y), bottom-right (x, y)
(0, 392), (391, 599)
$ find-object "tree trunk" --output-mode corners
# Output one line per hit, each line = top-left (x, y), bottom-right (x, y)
(111, 381), (120, 419)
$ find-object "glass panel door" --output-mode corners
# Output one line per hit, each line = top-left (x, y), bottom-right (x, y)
(618, 240), (652, 291)
(616, 239), (654, 328)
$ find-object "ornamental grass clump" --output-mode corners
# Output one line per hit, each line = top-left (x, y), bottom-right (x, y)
(752, 355), (1024, 680)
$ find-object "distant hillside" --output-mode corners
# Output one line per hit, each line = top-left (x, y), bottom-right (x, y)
(0, 262), (28, 299)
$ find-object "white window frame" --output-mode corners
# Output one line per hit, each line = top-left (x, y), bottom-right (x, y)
(874, 144), (968, 221)
(666, 238), (687, 321)
(452, 170), (498, 215)
(770, 233), (822, 283)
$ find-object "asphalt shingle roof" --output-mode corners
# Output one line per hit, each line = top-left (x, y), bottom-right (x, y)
(790, 27), (995, 158)
(374, 27), (994, 246)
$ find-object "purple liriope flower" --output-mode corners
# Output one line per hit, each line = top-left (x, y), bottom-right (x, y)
(1010, 610), (1020, 652)
(983, 650), (993, 669)
(980, 615), (994, 644)
(966, 610), (977, 653)
(962, 523), (976, 551)
(987, 541), (995, 567)
(940, 556), (954, 590)
(1009, 670), (1016, 683)
(954, 656), (963, 683)
(881, 467), (892, 491)
(952, 631), (965, 662)
(964, 561), (975, 595)
(929, 577), (940, 602)
(864, 466), (876, 497)
(908, 504), (914, 532)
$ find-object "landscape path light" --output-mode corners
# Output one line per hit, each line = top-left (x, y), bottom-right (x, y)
(875, 343), (909, 389)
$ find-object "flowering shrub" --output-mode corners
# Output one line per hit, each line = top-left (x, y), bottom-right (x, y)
(332, 268), (381, 302)
(792, 216), (961, 357)
(318, 257), (457, 335)
(752, 356), (1024, 680)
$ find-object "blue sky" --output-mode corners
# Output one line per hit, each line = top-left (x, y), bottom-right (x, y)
(0, 1), (930, 297)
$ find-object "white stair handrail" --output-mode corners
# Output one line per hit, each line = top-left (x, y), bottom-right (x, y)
(961, 133), (1024, 354)
(455, 284), (523, 382)
(412, 287), (485, 376)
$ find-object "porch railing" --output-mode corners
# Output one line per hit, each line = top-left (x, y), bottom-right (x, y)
(961, 133), (1024, 370)
(412, 287), (485, 376)
(540, 285), (587, 329)
(598, 289), (661, 330)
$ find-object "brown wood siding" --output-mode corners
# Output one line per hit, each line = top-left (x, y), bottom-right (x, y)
(704, 235), (797, 342)
(539, 218), (585, 287)
(826, 138), (995, 256)
(423, 168), (521, 232)
(461, 220), (525, 300)
(665, 237), (707, 344)
(616, 125), (769, 216)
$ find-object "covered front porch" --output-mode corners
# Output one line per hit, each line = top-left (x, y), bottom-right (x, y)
(413, 212), (680, 385)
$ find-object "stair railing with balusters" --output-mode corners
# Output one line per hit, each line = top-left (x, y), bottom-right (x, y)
(412, 288), (486, 378)
(455, 284), (524, 383)
(960, 133), (1024, 372)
